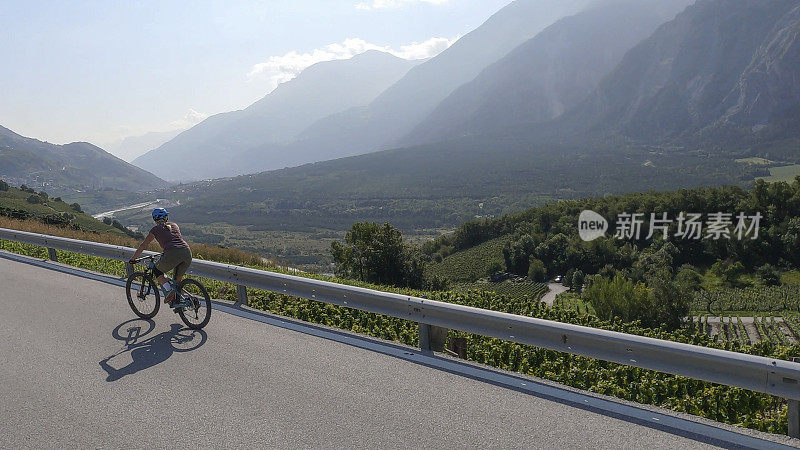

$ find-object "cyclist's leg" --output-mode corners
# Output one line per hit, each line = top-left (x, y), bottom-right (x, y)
(173, 247), (192, 284)
(153, 266), (168, 286)
(155, 251), (182, 302)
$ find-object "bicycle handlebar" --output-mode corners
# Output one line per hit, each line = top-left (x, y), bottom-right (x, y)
(131, 254), (161, 264)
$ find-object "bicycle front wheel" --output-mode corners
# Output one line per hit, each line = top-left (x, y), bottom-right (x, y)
(177, 279), (211, 329)
(126, 272), (160, 319)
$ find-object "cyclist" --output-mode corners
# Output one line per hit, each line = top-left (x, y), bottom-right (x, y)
(129, 208), (192, 307)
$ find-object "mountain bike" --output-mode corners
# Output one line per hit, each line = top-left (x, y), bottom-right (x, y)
(126, 254), (212, 329)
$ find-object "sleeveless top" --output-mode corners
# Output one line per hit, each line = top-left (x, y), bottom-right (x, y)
(149, 222), (189, 251)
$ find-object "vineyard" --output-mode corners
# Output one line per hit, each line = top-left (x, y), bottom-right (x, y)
(1, 238), (799, 435)
(425, 236), (509, 283)
(451, 281), (548, 300)
(693, 285), (800, 313)
(695, 314), (800, 346)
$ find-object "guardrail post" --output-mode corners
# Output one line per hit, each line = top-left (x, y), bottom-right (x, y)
(236, 285), (248, 307)
(125, 262), (134, 278)
(791, 357), (800, 438)
(47, 247), (57, 262)
(418, 323), (448, 353)
(419, 323), (432, 352)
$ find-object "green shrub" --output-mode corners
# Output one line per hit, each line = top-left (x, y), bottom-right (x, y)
(584, 275), (650, 324)
(26, 195), (43, 204)
(757, 264), (780, 286)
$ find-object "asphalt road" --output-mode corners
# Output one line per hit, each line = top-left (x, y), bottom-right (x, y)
(0, 256), (791, 448)
(541, 282), (570, 306)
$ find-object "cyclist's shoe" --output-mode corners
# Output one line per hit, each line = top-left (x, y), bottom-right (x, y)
(171, 294), (191, 310)
(164, 289), (177, 305)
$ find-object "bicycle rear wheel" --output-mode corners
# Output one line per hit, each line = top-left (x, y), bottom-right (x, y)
(177, 279), (211, 329)
(126, 272), (160, 319)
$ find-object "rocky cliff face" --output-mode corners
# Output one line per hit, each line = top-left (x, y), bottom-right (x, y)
(402, 0), (691, 146)
(719, 4), (800, 128)
(570, 0), (800, 141)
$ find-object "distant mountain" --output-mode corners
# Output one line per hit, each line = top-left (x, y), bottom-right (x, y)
(134, 51), (420, 181)
(567, 0), (800, 146)
(0, 125), (167, 192)
(106, 129), (182, 162)
(161, 0), (800, 235)
(279, 0), (592, 167)
(404, 0), (693, 146)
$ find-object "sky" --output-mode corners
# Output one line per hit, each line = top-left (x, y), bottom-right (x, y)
(0, 0), (512, 147)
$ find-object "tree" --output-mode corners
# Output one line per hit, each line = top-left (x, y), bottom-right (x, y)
(527, 257), (547, 282)
(675, 266), (701, 292)
(503, 234), (537, 275)
(710, 260), (745, 286)
(331, 222), (424, 288)
(571, 270), (585, 294)
(0, 179), (8, 191)
(533, 233), (570, 275)
(70, 202), (83, 213)
(646, 269), (690, 330)
(453, 220), (492, 250)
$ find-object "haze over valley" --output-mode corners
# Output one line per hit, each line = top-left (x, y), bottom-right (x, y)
(3, 0), (800, 269)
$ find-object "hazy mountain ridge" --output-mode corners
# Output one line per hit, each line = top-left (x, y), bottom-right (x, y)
(134, 51), (420, 181)
(135, 0), (592, 181)
(158, 0), (800, 235)
(106, 129), (182, 162)
(283, 0), (592, 165)
(403, 0), (693, 146)
(566, 0), (800, 143)
(0, 125), (167, 192)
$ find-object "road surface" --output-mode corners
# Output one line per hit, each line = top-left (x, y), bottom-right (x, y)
(0, 255), (794, 448)
(542, 282), (570, 305)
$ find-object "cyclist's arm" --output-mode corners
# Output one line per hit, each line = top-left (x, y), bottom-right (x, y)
(130, 232), (155, 262)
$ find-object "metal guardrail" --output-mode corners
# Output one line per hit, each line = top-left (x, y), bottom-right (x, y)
(2, 226), (800, 435)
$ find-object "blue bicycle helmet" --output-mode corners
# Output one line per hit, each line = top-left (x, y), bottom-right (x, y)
(152, 208), (169, 222)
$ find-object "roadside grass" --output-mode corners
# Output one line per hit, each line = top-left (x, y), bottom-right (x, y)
(1, 185), (125, 235)
(781, 270), (800, 285)
(0, 216), (264, 267)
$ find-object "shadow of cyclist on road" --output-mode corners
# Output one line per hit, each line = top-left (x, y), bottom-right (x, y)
(99, 319), (206, 382)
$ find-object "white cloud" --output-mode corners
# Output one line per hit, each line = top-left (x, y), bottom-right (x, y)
(355, 0), (450, 10)
(168, 108), (208, 130)
(247, 37), (457, 92)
